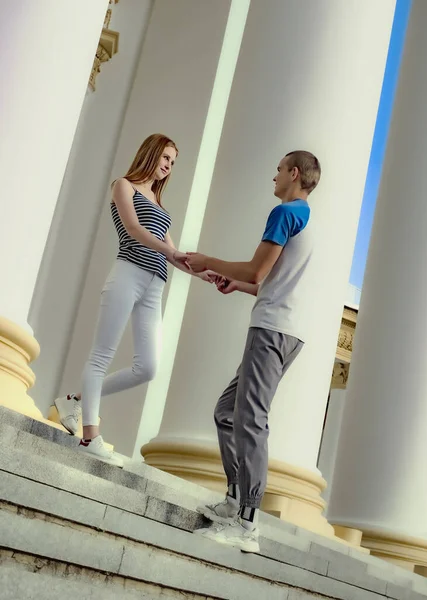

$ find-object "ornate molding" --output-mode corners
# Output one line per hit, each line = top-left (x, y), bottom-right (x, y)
(335, 524), (427, 571)
(89, 1), (120, 91)
(331, 304), (358, 389)
(336, 305), (357, 363)
(331, 361), (350, 390)
(104, 8), (113, 29)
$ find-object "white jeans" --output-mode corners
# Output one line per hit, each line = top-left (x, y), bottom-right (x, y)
(81, 260), (164, 426)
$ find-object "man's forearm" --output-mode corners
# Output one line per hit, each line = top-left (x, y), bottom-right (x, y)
(171, 258), (207, 281)
(205, 257), (258, 283)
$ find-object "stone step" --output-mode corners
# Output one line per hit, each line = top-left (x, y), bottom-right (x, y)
(1, 405), (426, 599)
(0, 406), (340, 541)
(0, 473), (424, 600)
(0, 565), (213, 600)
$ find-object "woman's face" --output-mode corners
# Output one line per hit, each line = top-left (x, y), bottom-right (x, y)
(155, 145), (177, 180)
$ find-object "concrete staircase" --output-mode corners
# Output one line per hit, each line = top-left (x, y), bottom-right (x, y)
(0, 405), (426, 600)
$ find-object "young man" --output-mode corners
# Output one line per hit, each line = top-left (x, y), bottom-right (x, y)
(185, 150), (321, 554)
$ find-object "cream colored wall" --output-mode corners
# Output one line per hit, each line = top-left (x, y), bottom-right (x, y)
(29, 0), (154, 415)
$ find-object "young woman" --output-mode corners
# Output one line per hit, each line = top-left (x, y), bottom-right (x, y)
(54, 134), (212, 467)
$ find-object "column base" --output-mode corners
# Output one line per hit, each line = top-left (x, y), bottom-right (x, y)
(362, 528), (427, 573)
(0, 315), (44, 421)
(333, 526), (363, 546)
(333, 523), (427, 571)
(142, 438), (335, 538)
(0, 315), (71, 433)
(262, 457), (335, 537)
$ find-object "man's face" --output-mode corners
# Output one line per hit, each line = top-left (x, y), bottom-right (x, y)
(273, 156), (297, 198)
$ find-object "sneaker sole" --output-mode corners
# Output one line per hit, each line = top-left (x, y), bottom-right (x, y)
(214, 535), (260, 554)
(78, 448), (124, 468)
(197, 506), (236, 525)
(53, 400), (77, 436)
(240, 542), (260, 554)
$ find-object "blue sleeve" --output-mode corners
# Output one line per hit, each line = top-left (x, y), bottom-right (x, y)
(262, 202), (310, 247)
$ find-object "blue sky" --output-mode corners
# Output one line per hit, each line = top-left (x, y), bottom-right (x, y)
(349, 0), (412, 289)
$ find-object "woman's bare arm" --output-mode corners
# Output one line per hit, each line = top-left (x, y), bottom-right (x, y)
(112, 178), (186, 262)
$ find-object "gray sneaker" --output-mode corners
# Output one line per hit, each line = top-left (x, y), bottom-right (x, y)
(54, 394), (81, 435)
(195, 519), (260, 553)
(197, 496), (239, 524)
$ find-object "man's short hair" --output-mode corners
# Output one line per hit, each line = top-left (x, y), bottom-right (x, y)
(286, 150), (321, 194)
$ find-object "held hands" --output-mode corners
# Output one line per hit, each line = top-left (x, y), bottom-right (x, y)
(173, 250), (238, 294)
(185, 252), (238, 294)
(200, 272), (238, 294)
(198, 270), (219, 283)
(197, 271), (239, 294)
(172, 251), (218, 284)
(216, 278), (239, 294)
(185, 252), (208, 273)
(172, 250), (191, 268)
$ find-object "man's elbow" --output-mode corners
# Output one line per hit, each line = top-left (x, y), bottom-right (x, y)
(249, 267), (265, 285)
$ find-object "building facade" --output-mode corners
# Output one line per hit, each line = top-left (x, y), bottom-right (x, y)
(2, 0), (427, 572)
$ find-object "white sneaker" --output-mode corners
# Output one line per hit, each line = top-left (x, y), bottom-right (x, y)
(195, 519), (260, 553)
(78, 436), (123, 468)
(197, 496), (239, 524)
(54, 394), (81, 435)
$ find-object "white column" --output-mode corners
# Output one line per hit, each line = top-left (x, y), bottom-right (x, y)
(327, 0), (427, 568)
(0, 0), (108, 416)
(143, 0), (396, 535)
(57, 0), (249, 457)
(28, 0), (153, 416)
(318, 389), (347, 508)
(0, 0), (108, 331)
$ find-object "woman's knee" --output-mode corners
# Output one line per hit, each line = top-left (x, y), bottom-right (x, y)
(86, 351), (112, 376)
(132, 360), (157, 384)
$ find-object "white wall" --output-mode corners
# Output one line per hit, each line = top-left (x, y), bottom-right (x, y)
(29, 0), (153, 414)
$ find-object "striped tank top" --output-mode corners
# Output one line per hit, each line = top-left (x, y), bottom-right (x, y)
(111, 189), (172, 282)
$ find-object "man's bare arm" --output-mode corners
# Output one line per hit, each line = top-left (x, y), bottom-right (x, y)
(187, 241), (283, 284)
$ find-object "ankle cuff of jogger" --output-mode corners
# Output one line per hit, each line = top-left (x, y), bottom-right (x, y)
(240, 498), (262, 509)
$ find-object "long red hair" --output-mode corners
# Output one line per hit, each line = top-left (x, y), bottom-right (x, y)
(123, 134), (178, 208)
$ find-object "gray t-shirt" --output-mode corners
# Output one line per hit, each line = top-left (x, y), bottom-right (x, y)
(250, 200), (313, 342)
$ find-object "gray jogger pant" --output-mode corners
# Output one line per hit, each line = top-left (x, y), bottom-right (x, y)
(214, 327), (304, 508)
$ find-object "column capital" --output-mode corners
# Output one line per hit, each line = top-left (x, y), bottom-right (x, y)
(89, 1), (120, 91)
(331, 362), (350, 390)
(336, 305), (357, 363)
